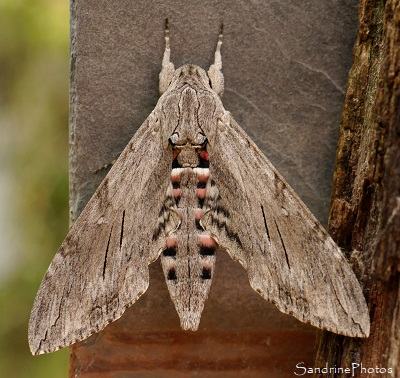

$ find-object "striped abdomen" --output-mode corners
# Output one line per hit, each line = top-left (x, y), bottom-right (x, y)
(160, 146), (218, 330)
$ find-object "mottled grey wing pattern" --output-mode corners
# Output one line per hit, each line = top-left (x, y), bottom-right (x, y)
(202, 113), (370, 338)
(28, 110), (178, 355)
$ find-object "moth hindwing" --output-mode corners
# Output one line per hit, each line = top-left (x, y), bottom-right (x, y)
(28, 20), (370, 356)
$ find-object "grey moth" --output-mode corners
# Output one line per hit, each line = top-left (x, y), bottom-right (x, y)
(29, 21), (370, 356)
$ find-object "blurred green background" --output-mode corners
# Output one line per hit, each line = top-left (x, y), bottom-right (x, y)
(0, 0), (69, 376)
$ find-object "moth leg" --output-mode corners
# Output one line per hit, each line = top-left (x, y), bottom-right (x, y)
(208, 24), (224, 97)
(159, 18), (175, 95)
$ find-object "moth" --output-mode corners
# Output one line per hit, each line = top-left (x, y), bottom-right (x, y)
(29, 21), (370, 356)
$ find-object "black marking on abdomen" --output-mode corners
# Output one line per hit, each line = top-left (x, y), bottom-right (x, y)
(198, 156), (209, 168)
(260, 205), (270, 242)
(201, 267), (212, 279)
(163, 246), (177, 256)
(275, 220), (290, 270)
(172, 157), (182, 169)
(167, 268), (177, 280)
(198, 197), (205, 208)
(200, 246), (215, 256)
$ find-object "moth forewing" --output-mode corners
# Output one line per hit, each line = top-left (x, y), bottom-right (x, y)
(28, 102), (176, 355)
(29, 20), (370, 356)
(204, 114), (370, 338)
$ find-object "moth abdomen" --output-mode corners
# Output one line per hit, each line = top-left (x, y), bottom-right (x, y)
(157, 144), (219, 330)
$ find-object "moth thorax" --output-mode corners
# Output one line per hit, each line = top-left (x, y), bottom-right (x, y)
(176, 147), (200, 168)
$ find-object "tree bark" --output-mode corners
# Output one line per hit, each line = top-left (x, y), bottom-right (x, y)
(314, 1), (400, 376)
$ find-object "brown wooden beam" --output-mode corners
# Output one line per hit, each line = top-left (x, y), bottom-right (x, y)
(314, 1), (400, 376)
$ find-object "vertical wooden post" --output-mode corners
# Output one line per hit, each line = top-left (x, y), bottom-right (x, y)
(314, 1), (400, 376)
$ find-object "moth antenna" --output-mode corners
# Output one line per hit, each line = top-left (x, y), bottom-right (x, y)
(208, 23), (224, 97)
(214, 23), (223, 71)
(159, 18), (175, 95)
(164, 18), (171, 52)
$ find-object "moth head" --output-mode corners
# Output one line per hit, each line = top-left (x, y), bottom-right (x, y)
(168, 65), (213, 92)
(159, 19), (224, 97)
